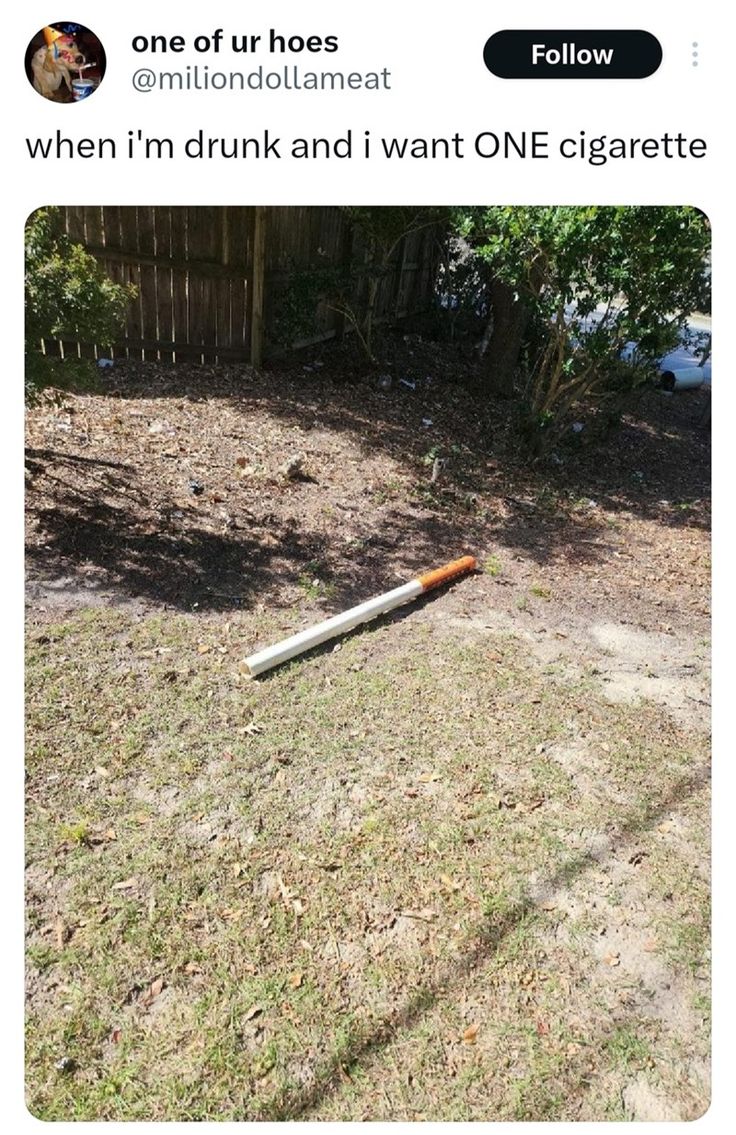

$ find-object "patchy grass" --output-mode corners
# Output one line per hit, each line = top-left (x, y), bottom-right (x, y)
(26, 604), (710, 1121)
(482, 554), (503, 578)
(605, 1025), (655, 1073)
(24, 357), (710, 1120)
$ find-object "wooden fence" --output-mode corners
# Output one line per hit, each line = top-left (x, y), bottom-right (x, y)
(51, 206), (441, 365)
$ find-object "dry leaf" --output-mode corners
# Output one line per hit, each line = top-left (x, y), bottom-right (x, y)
(292, 898), (306, 917)
(104, 828), (117, 841)
(540, 901), (557, 912)
(603, 952), (621, 967)
(95, 765), (110, 779)
(657, 821), (674, 834)
(418, 771), (440, 783)
(506, 796), (546, 814)
(112, 877), (138, 891)
(243, 1003), (264, 1021)
(184, 961), (203, 975)
(462, 1022), (480, 1045)
(110, 1027), (122, 1045)
(141, 976), (165, 1009)
(244, 721), (264, 736)
(197, 644), (211, 655)
(440, 873), (460, 892)
(536, 1019), (550, 1036)
(402, 908), (437, 922)
(288, 972), (303, 990)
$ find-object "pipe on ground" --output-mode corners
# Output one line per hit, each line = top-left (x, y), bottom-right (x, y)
(242, 555), (477, 677)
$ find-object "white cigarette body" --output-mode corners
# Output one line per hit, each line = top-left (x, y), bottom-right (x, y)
(243, 580), (421, 677)
(242, 554), (477, 677)
(659, 366), (709, 392)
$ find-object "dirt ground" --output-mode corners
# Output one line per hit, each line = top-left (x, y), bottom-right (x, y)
(25, 337), (710, 1120)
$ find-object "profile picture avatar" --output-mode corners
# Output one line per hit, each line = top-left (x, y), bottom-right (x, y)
(25, 23), (106, 102)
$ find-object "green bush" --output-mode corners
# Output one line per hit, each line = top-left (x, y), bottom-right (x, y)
(25, 208), (136, 399)
(457, 206), (711, 452)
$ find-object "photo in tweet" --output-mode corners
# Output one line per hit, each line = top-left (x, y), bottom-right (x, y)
(24, 203), (711, 1122)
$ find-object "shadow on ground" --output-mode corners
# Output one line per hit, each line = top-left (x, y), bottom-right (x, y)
(25, 346), (710, 612)
(257, 759), (710, 1121)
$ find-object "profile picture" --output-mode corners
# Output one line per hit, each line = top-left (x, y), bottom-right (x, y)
(25, 22), (106, 102)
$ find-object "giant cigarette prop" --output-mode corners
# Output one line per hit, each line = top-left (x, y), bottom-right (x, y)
(659, 366), (708, 392)
(242, 555), (477, 677)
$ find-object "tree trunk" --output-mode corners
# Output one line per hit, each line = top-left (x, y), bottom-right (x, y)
(483, 280), (528, 396)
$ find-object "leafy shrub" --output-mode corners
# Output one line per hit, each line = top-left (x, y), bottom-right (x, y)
(25, 208), (136, 398)
(457, 206), (711, 452)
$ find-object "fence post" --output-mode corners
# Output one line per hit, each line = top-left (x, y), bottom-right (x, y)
(335, 213), (354, 341)
(250, 206), (267, 367)
(221, 209), (230, 266)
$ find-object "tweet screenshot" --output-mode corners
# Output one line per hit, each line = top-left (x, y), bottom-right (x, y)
(7, 0), (729, 1127)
